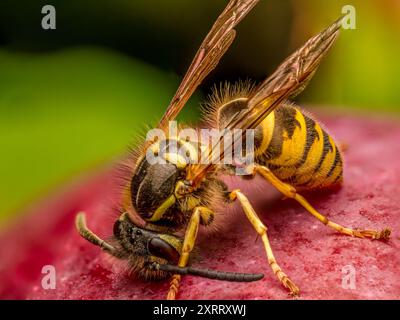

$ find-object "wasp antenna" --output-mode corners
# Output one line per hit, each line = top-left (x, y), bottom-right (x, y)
(151, 262), (264, 282)
(75, 212), (118, 255)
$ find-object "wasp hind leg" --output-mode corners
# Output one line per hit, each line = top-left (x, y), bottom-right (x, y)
(230, 190), (300, 296)
(254, 165), (391, 240)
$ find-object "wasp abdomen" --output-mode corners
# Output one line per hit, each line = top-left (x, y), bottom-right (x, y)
(211, 95), (343, 189)
(257, 105), (343, 189)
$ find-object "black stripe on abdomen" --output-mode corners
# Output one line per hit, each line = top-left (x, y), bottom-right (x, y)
(264, 106), (300, 160)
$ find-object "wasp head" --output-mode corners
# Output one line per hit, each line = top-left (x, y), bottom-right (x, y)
(113, 213), (182, 280)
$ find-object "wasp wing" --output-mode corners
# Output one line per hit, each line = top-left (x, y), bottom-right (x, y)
(187, 16), (344, 185)
(233, 16), (344, 131)
(157, 0), (259, 130)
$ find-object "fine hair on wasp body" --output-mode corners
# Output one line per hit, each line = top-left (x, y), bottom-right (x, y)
(75, 0), (391, 300)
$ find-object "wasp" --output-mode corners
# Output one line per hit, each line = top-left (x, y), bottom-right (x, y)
(76, 0), (391, 300)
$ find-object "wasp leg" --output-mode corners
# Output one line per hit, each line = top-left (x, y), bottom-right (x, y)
(229, 190), (300, 296)
(75, 212), (119, 255)
(198, 206), (215, 226)
(167, 206), (213, 300)
(254, 165), (391, 240)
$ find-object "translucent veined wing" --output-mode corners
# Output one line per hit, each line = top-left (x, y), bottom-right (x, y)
(187, 16), (345, 186)
(157, 0), (259, 130)
(233, 15), (345, 131)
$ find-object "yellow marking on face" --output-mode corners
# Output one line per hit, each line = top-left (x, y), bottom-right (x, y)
(146, 194), (176, 222)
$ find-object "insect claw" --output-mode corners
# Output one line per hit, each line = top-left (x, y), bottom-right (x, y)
(283, 276), (300, 297)
(355, 228), (391, 240)
(373, 228), (391, 240)
(380, 228), (392, 240)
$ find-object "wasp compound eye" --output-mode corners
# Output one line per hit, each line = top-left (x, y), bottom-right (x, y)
(147, 237), (180, 264)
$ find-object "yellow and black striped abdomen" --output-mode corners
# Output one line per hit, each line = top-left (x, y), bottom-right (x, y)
(255, 105), (343, 190)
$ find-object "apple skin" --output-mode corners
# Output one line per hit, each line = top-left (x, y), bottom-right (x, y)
(0, 113), (399, 300)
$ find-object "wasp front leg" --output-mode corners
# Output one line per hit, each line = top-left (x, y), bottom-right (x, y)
(166, 206), (214, 300)
(229, 190), (300, 296)
(254, 165), (391, 240)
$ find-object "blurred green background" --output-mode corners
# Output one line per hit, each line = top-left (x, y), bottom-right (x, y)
(0, 0), (399, 225)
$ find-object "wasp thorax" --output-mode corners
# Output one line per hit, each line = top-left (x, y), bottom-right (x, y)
(130, 158), (179, 220)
